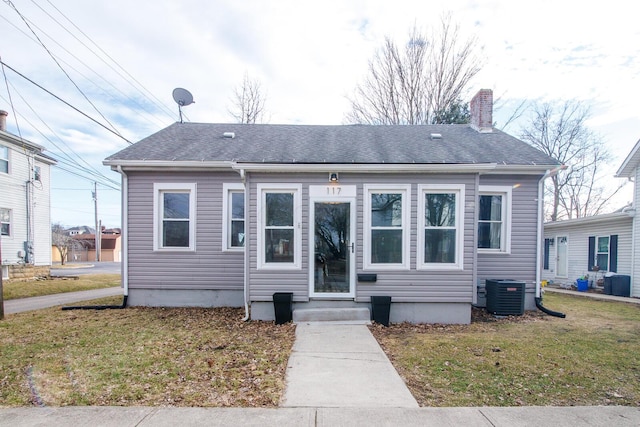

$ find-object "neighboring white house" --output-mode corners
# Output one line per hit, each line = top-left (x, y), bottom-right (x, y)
(0, 110), (57, 280)
(615, 137), (640, 298)
(542, 211), (634, 288)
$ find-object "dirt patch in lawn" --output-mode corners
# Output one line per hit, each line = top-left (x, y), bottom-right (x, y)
(1, 304), (295, 407)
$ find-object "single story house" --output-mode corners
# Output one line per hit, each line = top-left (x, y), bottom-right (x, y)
(615, 137), (640, 298)
(104, 90), (560, 324)
(542, 210), (634, 288)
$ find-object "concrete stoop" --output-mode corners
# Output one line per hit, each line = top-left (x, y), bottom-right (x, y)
(292, 307), (371, 324)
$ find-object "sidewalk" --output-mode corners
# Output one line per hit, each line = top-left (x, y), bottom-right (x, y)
(3, 287), (123, 314)
(1, 405), (639, 426)
(544, 286), (640, 305)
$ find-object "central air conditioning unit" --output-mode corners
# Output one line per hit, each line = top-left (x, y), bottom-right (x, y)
(485, 279), (525, 316)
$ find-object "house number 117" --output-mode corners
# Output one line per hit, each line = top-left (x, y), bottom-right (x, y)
(327, 186), (342, 195)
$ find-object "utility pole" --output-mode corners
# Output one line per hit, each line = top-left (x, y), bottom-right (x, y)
(93, 182), (99, 262)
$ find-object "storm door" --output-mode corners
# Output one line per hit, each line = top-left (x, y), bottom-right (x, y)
(556, 235), (568, 278)
(309, 186), (356, 298)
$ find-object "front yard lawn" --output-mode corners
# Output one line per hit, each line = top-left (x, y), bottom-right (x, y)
(2, 274), (120, 300)
(0, 301), (295, 407)
(370, 292), (640, 407)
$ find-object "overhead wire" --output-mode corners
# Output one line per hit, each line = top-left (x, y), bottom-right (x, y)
(4, 0), (130, 140)
(0, 13), (172, 128)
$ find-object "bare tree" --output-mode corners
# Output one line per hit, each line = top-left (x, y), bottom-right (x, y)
(52, 223), (73, 265)
(228, 72), (267, 124)
(519, 101), (626, 221)
(344, 15), (482, 125)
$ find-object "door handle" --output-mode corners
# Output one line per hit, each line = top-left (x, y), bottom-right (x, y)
(351, 242), (355, 253)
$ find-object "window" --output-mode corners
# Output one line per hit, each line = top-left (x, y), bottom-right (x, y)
(0, 145), (8, 174)
(223, 183), (245, 251)
(33, 165), (41, 181)
(417, 184), (464, 270)
(364, 184), (410, 269)
(0, 208), (10, 236)
(153, 183), (196, 251)
(596, 236), (610, 271)
(477, 186), (511, 253)
(588, 235), (618, 272)
(257, 184), (301, 269)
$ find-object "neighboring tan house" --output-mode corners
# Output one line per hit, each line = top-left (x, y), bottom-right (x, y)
(542, 210), (634, 288)
(51, 233), (122, 263)
(615, 138), (640, 298)
(0, 110), (56, 280)
(103, 90), (560, 324)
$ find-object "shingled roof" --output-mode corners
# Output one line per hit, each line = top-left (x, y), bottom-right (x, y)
(104, 122), (559, 167)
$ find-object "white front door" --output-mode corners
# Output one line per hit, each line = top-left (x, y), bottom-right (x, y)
(309, 185), (356, 298)
(556, 236), (568, 278)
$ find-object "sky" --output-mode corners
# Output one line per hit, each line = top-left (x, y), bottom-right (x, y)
(1, 0), (639, 229)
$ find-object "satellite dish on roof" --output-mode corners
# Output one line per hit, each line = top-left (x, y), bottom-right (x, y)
(172, 88), (194, 123)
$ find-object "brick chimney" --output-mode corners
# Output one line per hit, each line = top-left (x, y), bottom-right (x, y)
(0, 110), (7, 132)
(469, 89), (493, 133)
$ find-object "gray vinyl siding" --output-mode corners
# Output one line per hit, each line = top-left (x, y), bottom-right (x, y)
(477, 175), (540, 285)
(126, 170), (244, 291)
(543, 216), (633, 285)
(247, 172), (477, 303)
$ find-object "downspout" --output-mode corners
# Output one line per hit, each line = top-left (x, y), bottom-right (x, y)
(62, 165), (128, 310)
(236, 166), (250, 321)
(535, 167), (566, 318)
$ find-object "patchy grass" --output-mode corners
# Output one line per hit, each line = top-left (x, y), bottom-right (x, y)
(370, 293), (640, 407)
(0, 303), (295, 407)
(2, 274), (120, 300)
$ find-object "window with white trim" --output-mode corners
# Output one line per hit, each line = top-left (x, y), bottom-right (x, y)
(364, 184), (410, 269)
(223, 183), (245, 251)
(417, 184), (464, 269)
(596, 236), (610, 271)
(477, 186), (511, 253)
(1, 208), (11, 236)
(0, 145), (8, 174)
(257, 184), (301, 269)
(153, 183), (196, 251)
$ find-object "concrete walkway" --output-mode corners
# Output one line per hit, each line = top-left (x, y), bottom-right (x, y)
(3, 287), (123, 314)
(1, 406), (639, 426)
(544, 286), (640, 305)
(281, 323), (418, 408)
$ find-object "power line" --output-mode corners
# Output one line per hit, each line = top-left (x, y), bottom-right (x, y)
(0, 60), (133, 144)
(4, 0), (127, 140)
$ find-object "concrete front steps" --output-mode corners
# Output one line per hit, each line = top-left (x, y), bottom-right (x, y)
(292, 307), (371, 324)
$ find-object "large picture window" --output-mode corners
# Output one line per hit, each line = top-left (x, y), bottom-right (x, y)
(418, 184), (464, 270)
(477, 186), (511, 253)
(153, 183), (196, 251)
(364, 184), (410, 269)
(223, 183), (245, 251)
(257, 184), (301, 269)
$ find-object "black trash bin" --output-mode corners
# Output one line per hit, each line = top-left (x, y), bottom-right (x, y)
(371, 296), (391, 326)
(273, 292), (293, 324)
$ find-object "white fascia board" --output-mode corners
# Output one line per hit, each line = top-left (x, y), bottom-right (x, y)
(544, 212), (633, 229)
(104, 160), (234, 171)
(616, 138), (640, 178)
(232, 163), (498, 173)
(489, 164), (561, 175)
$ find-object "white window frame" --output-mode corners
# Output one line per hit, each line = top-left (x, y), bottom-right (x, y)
(477, 185), (512, 254)
(363, 184), (411, 270)
(0, 145), (9, 174)
(417, 184), (465, 270)
(0, 208), (11, 237)
(257, 183), (302, 270)
(222, 183), (245, 252)
(595, 235), (610, 271)
(153, 183), (197, 251)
